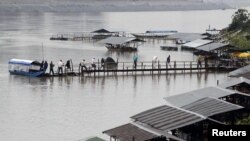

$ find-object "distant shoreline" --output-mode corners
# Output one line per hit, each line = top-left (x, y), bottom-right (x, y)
(0, 1), (250, 12)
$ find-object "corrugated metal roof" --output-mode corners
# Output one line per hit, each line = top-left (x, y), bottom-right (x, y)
(99, 37), (143, 45)
(229, 64), (250, 77)
(181, 97), (243, 117)
(164, 87), (237, 107)
(183, 39), (213, 48)
(103, 123), (156, 141)
(131, 105), (205, 131)
(167, 33), (206, 42)
(197, 42), (229, 52)
(134, 123), (185, 141)
(219, 77), (250, 89)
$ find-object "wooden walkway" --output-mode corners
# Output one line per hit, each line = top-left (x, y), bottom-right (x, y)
(44, 60), (236, 78)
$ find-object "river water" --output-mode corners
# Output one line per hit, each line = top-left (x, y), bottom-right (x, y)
(0, 8), (249, 141)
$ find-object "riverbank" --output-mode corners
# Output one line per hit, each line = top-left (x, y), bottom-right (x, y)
(0, 0), (250, 12)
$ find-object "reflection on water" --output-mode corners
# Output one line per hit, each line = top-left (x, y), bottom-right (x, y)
(0, 9), (243, 141)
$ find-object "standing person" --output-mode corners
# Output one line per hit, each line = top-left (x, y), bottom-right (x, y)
(167, 55), (171, 68)
(44, 61), (48, 72)
(91, 58), (96, 69)
(133, 55), (138, 69)
(197, 55), (202, 68)
(65, 59), (71, 72)
(204, 56), (208, 68)
(152, 56), (158, 68)
(49, 61), (55, 75)
(40, 60), (44, 70)
(58, 60), (64, 74)
(101, 58), (105, 69)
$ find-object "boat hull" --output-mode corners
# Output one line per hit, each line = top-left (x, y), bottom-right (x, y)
(9, 70), (45, 77)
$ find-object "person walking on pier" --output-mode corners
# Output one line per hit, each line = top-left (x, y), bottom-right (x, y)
(58, 60), (64, 75)
(197, 55), (202, 68)
(166, 55), (171, 68)
(133, 55), (138, 69)
(49, 61), (55, 75)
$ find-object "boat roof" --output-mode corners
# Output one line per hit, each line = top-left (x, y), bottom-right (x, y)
(99, 37), (144, 45)
(9, 59), (40, 65)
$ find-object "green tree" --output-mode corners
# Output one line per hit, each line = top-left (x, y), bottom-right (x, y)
(228, 9), (249, 31)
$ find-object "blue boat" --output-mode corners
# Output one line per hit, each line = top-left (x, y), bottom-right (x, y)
(8, 59), (46, 77)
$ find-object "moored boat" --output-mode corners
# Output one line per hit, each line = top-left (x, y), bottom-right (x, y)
(8, 59), (46, 77)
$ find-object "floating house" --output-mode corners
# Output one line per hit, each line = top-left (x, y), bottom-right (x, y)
(166, 33), (207, 44)
(182, 39), (213, 50)
(219, 77), (250, 94)
(132, 30), (177, 39)
(99, 37), (145, 51)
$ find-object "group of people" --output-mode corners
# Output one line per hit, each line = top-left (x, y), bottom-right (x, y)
(40, 59), (73, 75)
(132, 55), (172, 69)
(79, 58), (106, 72)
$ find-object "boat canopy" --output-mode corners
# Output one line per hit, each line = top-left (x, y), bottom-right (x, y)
(9, 59), (41, 66)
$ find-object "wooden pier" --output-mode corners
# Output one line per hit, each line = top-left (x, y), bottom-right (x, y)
(44, 60), (237, 78)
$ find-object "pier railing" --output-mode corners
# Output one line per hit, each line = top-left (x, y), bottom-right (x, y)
(70, 60), (213, 77)
(49, 59), (239, 77)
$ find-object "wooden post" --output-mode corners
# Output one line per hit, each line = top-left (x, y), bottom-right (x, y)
(98, 59), (100, 77)
(143, 66), (145, 75)
(127, 67), (128, 76)
(123, 62), (124, 75)
(152, 61), (153, 75)
(190, 62), (192, 73)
